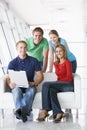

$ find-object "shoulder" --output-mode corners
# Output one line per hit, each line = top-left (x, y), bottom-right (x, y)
(48, 40), (53, 45)
(8, 57), (18, 69)
(9, 57), (18, 64)
(27, 55), (39, 62)
(40, 38), (49, 49)
(48, 41), (55, 49)
(60, 37), (67, 44)
(65, 60), (72, 65)
(25, 37), (33, 43)
(41, 37), (48, 44)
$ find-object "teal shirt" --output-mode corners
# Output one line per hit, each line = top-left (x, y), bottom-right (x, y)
(26, 37), (49, 62)
(49, 38), (76, 62)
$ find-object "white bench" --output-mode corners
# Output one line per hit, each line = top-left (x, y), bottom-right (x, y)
(0, 73), (81, 118)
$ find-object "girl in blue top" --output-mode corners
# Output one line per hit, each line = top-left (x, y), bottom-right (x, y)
(48, 30), (77, 73)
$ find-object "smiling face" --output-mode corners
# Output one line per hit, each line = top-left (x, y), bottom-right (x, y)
(16, 42), (27, 58)
(33, 31), (43, 45)
(55, 45), (67, 62)
(49, 33), (59, 45)
(56, 47), (65, 59)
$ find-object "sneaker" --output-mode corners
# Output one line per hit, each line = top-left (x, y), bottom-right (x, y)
(21, 107), (27, 122)
(15, 109), (21, 119)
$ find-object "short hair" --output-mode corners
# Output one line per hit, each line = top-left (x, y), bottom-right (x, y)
(49, 30), (59, 37)
(32, 27), (44, 35)
(16, 40), (27, 47)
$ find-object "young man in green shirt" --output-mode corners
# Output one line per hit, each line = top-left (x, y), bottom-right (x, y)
(26, 27), (49, 72)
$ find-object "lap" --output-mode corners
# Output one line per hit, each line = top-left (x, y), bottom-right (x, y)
(43, 81), (74, 92)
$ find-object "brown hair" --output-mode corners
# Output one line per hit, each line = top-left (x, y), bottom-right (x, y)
(55, 44), (68, 63)
(16, 40), (27, 47)
(32, 27), (44, 35)
(49, 30), (59, 37)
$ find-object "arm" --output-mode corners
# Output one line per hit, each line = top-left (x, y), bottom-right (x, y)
(29, 70), (43, 86)
(6, 75), (16, 89)
(34, 70), (43, 85)
(48, 45), (54, 72)
(42, 49), (49, 72)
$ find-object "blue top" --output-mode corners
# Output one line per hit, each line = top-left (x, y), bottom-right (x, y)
(49, 38), (76, 62)
(7, 54), (41, 82)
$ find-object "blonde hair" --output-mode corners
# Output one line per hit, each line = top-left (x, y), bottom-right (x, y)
(49, 30), (59, 37)
(55, 44), (68, 63)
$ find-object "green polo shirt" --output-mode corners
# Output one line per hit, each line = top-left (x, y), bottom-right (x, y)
(25, 37), (49, 62)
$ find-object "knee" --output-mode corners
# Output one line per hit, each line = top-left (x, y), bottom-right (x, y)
(42, 82), (50, 89)
(42, 82), (48, 87)
(28, 87), (37, 96)
(12, 87), (21, 94)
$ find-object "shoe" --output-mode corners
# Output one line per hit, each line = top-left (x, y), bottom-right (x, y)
(53, 113), (63, 123)
(21, 107), (27, 122)
(62, 113), (66, 118)
(26, 113), (30, 116)
(65, 109), (71, 113)
(37, 110), (49, 121)
(49, 113), (65, 120)
(15, 109), (21, 119)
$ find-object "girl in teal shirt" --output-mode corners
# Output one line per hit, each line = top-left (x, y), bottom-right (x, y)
(48, 30), (77, 73)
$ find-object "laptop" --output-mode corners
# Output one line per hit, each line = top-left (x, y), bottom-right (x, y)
(8, 70), (29, 88)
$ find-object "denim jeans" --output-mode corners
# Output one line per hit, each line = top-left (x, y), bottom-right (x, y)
(71, 60), (77, 73)
(39, 61), (43, 69)
(12, 86), (37, 114)
(42, 81), (74, 118)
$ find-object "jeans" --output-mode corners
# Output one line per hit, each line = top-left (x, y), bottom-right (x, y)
(39, 61), (43, 69)
(71, 60), (77, 73)
(42, 81), (74, 118)
(12, 86), (37, 114)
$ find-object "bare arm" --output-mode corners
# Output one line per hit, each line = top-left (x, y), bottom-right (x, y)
(48, 46), (54, 72)
(29, 70), (43, 86)
(42, 49), (49, 72)
(6, 76), (16, 89)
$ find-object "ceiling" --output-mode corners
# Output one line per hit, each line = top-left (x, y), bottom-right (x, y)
(5, 0), (87, 41)
(5, 0), (87, 25)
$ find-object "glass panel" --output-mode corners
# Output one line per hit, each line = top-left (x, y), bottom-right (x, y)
(25, 25), (30, 37)
(6, 10), (16, 28)
(0, 24), (11, 67)
(2, 23), (17, 58)
(14, 18), (23, 35)
(12, 29), (20, 42)
(21, 23), (30, 38)
(0, 6), (8, 23)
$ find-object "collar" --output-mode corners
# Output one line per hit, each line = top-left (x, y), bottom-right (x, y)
(17, 54), (28, 62)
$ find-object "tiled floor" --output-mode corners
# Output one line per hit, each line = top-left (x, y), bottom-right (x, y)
(0, 110), (86, 130)
(0, 75), (87, 130)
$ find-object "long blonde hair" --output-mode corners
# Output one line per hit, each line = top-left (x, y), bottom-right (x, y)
(55, 44), (68, 64)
